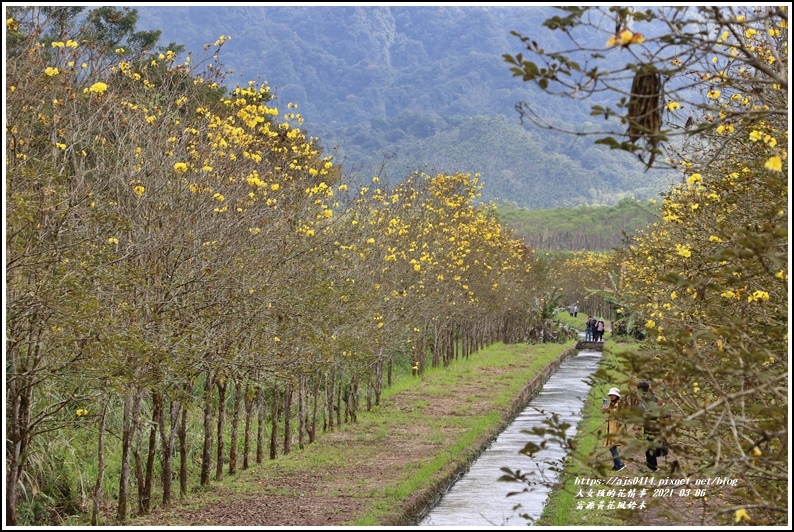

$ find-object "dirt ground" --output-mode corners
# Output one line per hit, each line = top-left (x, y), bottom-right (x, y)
(129, 351), (559, 527)
(130, 393), (459, 526)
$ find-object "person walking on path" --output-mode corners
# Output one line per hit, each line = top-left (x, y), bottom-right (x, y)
(603, 387), (626, 472)
(637, 380), (668, 472)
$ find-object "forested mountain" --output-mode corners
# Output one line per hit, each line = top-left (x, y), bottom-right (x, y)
(134, 5), (678, 209)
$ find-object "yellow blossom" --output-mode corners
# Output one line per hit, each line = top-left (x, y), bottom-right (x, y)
(749, 130), (762, 141)
(686, 173), (702, 184)
(45, 67), (59, 76)
(133, 185), (145, 197)
(709, 235), (723, 242)
(107, 237), (118, 244)
(706, 90), (720, 99)
(619, 30), (634, 44)
(764, 156), (782, 172)
(735, 509), (750, 523)
(748, 290), (769, 302)
(665, 101), (681, 111)
(645, 320), (656, 329)
(174, 162), (188, 173)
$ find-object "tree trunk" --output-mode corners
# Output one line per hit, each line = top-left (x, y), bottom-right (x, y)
(310, 380), (318, 443)
(326, 370), (335, 432)
(200, 373), (213, 486)
(141, 390), (161, 514)
(243, 384), (254, 470)
(179, 395), (189, 496)
(374, 356), (383, 406)
(91, 394), (109, 526)
(347, 380), (358, 422)
(160, 396), (180, 506)
(298, 376), (306, 450)
(117, 386), (136, 522)
(283, 382), (292, 455)
(132, 390), (145, 516)
(432, 321), (441, 367)
(215, 380), (227, 481)
(5, 349), (32, 527)
(229, 379), (242, 475)
(336, 378), (343, 427)
(256, 387), (264, 464)
(366, 376), (373, 412)
(270, 385), (280, 460)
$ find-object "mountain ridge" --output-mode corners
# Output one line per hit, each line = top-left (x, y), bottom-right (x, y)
(134, 5), (678, 208)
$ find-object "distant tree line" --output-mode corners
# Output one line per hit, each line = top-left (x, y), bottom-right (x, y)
(496, 198), (660, 252)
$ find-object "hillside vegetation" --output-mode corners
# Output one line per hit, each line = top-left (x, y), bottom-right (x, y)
(133, 5), (679, 208)
(497, 198), (661, 251)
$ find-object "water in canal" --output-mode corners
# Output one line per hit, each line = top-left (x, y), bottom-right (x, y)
(419, 348), (602, 526)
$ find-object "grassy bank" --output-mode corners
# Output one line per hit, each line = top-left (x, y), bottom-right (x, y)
(131, 340), (576, 526)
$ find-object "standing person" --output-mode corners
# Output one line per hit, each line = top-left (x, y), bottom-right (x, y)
(602, 387), (626, 472)
(585, 316), (593, 341)
(573, 303), (579, 317)
(637, 381), (668, 472)
(596, 319), (606, 341)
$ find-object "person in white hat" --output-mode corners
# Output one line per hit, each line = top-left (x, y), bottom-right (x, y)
(602, 387), (626, 472)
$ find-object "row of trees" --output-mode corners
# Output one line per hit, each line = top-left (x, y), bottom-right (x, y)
(5, 7), (574, 525)
(506, 6), (788, 524)
(496, 197), (660, 252)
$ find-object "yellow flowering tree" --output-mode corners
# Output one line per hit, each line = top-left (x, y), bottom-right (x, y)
(505, 5), (787, 524)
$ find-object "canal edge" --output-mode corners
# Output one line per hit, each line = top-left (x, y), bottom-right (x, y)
(401, 344), (579, 526)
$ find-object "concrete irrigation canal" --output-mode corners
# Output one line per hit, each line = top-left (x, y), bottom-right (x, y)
(419, 346), (603, 526)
